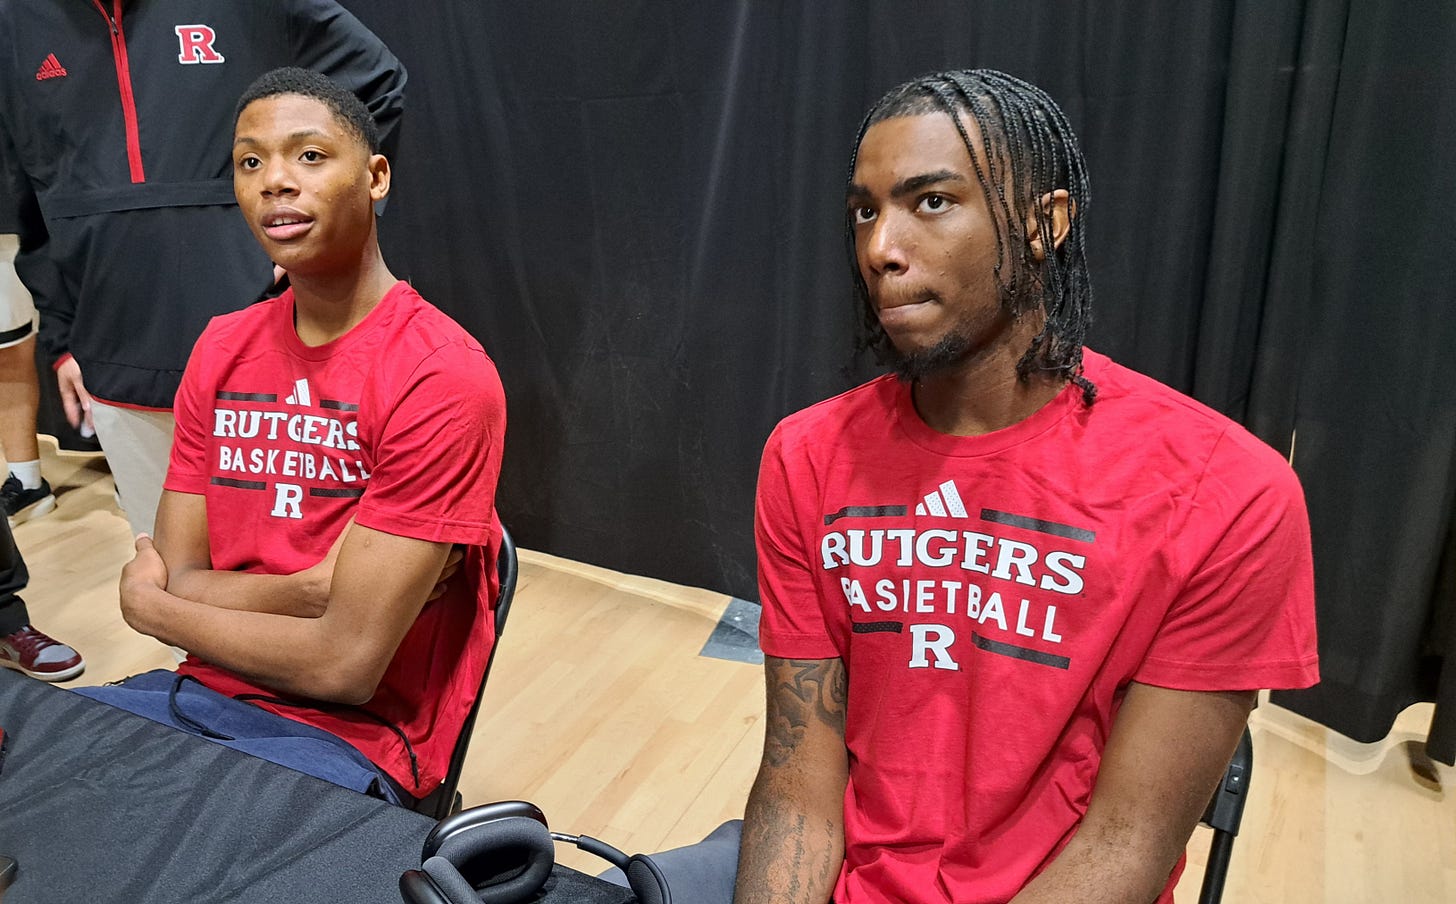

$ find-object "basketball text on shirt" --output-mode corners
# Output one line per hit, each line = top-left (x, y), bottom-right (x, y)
(820, 519), (1090, 671)
(208, 382), (371, 520)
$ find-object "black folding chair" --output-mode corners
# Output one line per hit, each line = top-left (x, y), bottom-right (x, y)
(411, 525), (519, 820)
(1197, 726), (1253, 904)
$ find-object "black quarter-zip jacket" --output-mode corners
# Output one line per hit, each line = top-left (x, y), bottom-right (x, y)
(0, 0), (405, 408)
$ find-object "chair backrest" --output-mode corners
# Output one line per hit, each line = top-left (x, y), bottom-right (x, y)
(412, 525), (519, 820)
(1196, 725), (1253, 904)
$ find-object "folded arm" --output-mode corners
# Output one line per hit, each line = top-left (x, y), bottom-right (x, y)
(1010, 682), (1256, 904)
(734, 655), (849, 904)
(150, 490), (333, 617)
(121, 489), (449, 705)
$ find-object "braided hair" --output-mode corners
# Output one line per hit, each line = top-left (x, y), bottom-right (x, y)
(847, 70), (1096, 403)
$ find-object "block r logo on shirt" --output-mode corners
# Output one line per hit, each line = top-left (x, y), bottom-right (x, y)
(175, 25), (225, 64)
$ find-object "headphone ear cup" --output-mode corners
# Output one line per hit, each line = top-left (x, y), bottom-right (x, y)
(419, 856), (487, 904)
(624, 854), (672, 904)
(434, 816), (555, 904)
(399, 867), (453, 904)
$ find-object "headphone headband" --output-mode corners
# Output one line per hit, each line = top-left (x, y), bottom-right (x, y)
(424, 800), (546, 860)
(400, 802), (671, 904)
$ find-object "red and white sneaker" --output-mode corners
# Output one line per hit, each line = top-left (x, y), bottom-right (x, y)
(0, 625), (85, 682)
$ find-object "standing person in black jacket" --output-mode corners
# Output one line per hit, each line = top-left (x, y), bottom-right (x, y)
(0, 0), (405, 537)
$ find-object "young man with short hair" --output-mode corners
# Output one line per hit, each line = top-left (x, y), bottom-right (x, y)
(0, 0), (407, 538)
(81, 68), (506, 805)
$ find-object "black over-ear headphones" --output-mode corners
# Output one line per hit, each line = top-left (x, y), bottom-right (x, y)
(399, 801), (671, 904)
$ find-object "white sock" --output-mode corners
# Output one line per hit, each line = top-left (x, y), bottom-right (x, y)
(8, 460), (42, 489)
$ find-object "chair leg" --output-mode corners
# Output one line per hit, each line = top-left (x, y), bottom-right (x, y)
(1199, 830), (1234, 904)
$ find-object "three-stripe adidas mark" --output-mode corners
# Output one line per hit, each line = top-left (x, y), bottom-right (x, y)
(35, 54), (67, 81)
(915, 479), (968, 518)
(284, 378), (312, 406)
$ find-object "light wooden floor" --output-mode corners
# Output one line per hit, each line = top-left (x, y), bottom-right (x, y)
(9, 438), (1455, 899)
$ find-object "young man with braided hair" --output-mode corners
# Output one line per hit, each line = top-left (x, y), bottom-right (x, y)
(614, 70), (1319, 904)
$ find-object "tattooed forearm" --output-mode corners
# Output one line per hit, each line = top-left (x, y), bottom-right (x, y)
(737, 789), (842, 904)
(764, 657), (847, 767)
(735, 656), (847, 903)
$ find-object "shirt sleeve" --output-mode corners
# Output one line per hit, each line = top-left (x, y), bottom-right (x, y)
(756, 423), (841, 660)
(164, 326), (218, 496)
(353, 344), (504, 547)
(1134, 430), (1320, 692)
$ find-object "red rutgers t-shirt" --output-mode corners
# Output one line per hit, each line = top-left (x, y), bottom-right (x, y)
(166, 281), (506, 795)
(756, 349), (1318, 904)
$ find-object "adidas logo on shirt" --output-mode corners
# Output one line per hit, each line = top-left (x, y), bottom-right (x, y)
(284, 378), (312, 407)
(35, 54), (67, 81)
(915, 479), (969, 518)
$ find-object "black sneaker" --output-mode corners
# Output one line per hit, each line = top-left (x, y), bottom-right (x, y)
(2, 474), (56, 525)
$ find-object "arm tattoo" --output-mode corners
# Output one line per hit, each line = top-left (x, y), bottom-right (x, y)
(764, 658), (847, 767)
(737, 658), (848, 903)
(738, 796), (841, 904)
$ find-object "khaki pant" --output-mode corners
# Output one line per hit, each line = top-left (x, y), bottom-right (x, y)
(91, 402), (175, 537)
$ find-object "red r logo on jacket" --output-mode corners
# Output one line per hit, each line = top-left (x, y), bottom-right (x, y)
(175, 25), (225, 64)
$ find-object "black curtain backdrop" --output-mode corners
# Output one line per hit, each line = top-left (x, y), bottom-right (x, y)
(29, 1), (1452, 754)
(343, 0), (1298, 595)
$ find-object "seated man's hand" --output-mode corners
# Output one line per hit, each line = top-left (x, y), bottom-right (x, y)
(120, 534), (169, 631)
(428, 546), (465, 602)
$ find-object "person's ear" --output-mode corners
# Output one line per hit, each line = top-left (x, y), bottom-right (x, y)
(368, 154), (391, 203)
(1026, 189), (1074, 261)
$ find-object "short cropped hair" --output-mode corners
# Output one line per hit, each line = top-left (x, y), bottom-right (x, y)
(234, 67), (380, 154)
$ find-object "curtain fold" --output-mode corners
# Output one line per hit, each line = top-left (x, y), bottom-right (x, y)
(1264, 0), (1456, 761)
